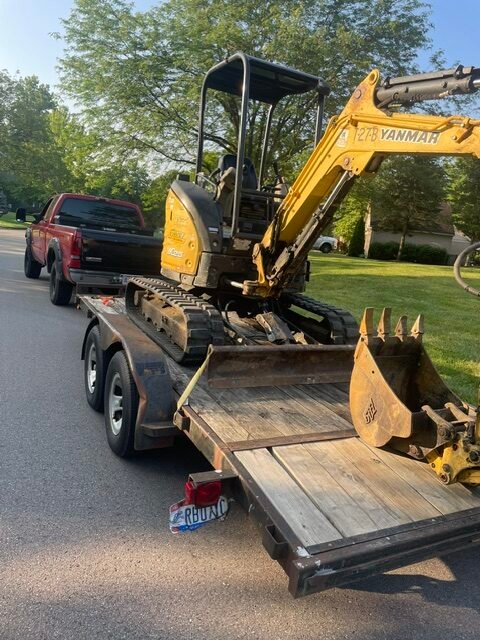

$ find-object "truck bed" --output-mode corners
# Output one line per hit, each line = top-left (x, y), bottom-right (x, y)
(80, 294), (480, 597)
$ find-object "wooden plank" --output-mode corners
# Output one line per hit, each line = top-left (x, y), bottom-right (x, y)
(209, 384), (351, 439)
(273, 444), (381, 537)
(167, 360), (251, 442)
(207, 387), (286, 440)
(286, 384), (353, 425)
(324, 438), (442, 521)
(302, 440), (431, 529)
(235, 448), (342, 547)
(227, 428), (357, 452)
(365, 444), (480, 515)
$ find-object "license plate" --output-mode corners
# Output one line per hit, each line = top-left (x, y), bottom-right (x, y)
(169, 496), (229, 533)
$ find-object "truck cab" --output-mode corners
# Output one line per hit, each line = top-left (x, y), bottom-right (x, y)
(25, 193), (163, 305)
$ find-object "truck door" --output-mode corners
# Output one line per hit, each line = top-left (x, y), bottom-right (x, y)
(31, 197), (57, 263)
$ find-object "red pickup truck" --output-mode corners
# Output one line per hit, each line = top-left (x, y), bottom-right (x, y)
(24, 193), (162, 305)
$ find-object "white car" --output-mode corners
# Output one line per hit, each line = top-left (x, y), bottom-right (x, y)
(312, 235), (337, 253)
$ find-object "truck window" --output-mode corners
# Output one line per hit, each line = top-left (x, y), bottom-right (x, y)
(37, 197), (53, 221)
(57, 198), (142, 232)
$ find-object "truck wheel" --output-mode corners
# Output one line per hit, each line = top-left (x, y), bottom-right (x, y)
(104, 351), (138, 457)
(320, 243), (333, 253)
(84, 326), (105, 412)
(24, 246), (42, 279)
(49, 263), (73, 305)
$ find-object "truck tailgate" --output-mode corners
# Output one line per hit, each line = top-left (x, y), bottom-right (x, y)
(80, 228), (162, 275)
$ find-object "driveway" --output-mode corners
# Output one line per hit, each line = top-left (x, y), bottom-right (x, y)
(0, 229), (479, 639)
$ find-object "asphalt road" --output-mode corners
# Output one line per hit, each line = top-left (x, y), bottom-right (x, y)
(0, 228), (479, 640)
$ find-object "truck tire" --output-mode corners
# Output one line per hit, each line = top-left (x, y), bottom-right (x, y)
(24, 246), (42, 279)
(104, 351), (138, 457)
(84, 325), (105, 412)
(320, 242), (333, 253)
(49, 262), (73, 305)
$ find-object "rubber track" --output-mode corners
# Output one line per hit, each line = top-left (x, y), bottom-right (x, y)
(283, 293), (359, 345)
(125, 277), (224, 364)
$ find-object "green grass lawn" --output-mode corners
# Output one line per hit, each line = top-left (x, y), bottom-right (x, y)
(0, 212), (29, 229)
(306, 253), (480, 404)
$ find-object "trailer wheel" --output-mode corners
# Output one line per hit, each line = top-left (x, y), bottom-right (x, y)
(24, 246), (42, 279)
(49, 263), (73, 306)
(84, 325), (105, 412)
(104, 351), (138, 457)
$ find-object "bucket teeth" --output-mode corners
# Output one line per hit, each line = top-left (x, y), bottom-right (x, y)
(410, 314), (424, 341)
(395, 315), (408, 341)
(377, 308), (391, 340)
(359, 307), (374, 338)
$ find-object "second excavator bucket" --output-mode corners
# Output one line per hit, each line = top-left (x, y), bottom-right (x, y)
(350, 308), (480, 484)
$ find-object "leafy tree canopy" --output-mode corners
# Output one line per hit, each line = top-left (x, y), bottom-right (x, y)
(0, 70), (150, 211)
(60, 0), (433, 179)
(446, 158), (480, 242)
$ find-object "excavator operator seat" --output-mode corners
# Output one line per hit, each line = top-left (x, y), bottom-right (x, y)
(215, 154), (273, 237)
(217, 154), (258, 190)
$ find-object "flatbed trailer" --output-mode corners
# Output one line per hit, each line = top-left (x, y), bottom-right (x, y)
(79, 294), (480, 598)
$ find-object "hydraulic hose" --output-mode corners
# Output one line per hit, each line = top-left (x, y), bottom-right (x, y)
(453, 241), (480, 297)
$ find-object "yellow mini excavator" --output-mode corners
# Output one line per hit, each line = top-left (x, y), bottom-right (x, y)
(126, 53), (480, 484)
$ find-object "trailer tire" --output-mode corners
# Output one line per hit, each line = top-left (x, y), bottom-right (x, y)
(24, 246), (42, 279)
(84, 325), (105, 412)
(319, 242), (333, 253)
(49, 262), (73, 306)
(104, 351), (138, 457)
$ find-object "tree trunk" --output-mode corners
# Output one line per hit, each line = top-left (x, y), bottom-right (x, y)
(397, 220), (409, 261)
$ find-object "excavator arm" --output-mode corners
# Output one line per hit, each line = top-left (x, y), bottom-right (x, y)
(244, 65), (480, 297)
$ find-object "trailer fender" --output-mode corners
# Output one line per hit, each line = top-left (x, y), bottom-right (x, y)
(85, 312), (176, 451)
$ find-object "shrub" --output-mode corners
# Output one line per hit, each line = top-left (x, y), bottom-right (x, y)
(368, 241), (399, 260)
(414, 245), (448, 265)
(347, 216), (365, 257)
(367, 242), (448, 265)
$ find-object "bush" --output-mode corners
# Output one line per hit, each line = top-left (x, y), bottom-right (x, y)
(367, 242), (448, 265)
(347, 216), (365, 257)
(414, 245), (448, 265)
(368, 241), (400, 260)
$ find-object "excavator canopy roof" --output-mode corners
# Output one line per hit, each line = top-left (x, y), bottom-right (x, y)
(203, 52), (330, 103)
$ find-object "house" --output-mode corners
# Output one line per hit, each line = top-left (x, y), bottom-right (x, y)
(364, 204), (471, 264)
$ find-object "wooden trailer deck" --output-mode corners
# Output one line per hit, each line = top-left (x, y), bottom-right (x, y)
(80, 294), (480, 596)
(168, 359), (480, 547)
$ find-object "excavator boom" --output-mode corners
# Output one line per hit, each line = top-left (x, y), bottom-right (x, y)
(244, 65), (480, 297)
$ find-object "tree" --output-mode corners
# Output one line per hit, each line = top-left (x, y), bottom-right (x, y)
(334, 177), (373, 250)
(141, 170), (179, 230)
(59, 0), (433, 178)
(446, 158), (480, 242)
(0, 70), (71, 208)
(368, 156), (446, 260)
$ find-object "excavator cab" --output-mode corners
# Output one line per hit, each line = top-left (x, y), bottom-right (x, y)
(160, 53), (330, 290)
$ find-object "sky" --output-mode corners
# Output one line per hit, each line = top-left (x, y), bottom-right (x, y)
(0, 0), (479, 91)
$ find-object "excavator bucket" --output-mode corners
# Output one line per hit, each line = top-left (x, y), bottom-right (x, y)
(350, 308), (480, 484)
(205, 344), (354, 389)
